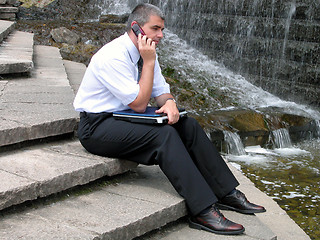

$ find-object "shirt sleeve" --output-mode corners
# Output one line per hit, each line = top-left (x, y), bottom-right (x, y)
(151, 57), (170, 98)
(94, 56), (140, 106)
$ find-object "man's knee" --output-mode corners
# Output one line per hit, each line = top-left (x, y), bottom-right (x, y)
(157, 124), (179, 140)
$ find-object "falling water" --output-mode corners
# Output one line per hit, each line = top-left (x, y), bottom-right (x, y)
(157, 30), (320, 120)
(272, 128), (293, 148)
(101, 0), (130, 15)
(282, 1), (296, 58)
(128, 0), (320, 108)
(315, 120), (320, 138)
(223, 131), (246, 155)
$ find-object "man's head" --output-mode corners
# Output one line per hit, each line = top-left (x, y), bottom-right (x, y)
(127, 3), (165, 45)
(126, 3), (164, 32)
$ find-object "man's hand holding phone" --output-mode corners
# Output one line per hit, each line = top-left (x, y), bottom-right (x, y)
(137, 33), (156, 63)
(132, 23), (156, 63)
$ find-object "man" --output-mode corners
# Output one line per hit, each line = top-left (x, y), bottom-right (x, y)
(74, 3), (266, 236)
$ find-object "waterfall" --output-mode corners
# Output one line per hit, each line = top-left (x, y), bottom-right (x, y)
(282, 1), (296, 59)
(101, 0), (130, 15)
(157, 30), (320, 119)
(130, 0), (320, 108)
(272, 128), (293, 148)
(223, 131), (246, 155)
(315, 120), (320, 138)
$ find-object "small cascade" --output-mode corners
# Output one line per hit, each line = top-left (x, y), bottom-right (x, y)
(282, 1), (296, 59)
(101, 0), (130, 15)
(315, 120), (320, 138)
(272, 128), (293, 148)
(223, 131), (246, 155)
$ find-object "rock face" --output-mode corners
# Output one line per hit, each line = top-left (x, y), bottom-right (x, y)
(99, 14), (129, 24)
(19, 0), (55, 8)
(208, 109), (319, 152)
(17, 0), (106, 21)
(50, 27), (80, 44)
(146, 0), (320, 108)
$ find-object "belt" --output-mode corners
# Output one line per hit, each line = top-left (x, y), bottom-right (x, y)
(80, 111), (112, 118)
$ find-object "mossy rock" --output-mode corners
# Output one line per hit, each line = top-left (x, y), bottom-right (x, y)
(19, 0), (55, 8)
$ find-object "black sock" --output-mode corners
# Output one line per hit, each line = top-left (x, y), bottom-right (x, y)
(199, 205), (213, 215)
(227, 189), (237, 196)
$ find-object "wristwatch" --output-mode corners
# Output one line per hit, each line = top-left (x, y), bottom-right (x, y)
(166, 98), (176, 104)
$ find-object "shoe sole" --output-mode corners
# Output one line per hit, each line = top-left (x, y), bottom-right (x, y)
(216, 203), (267, 214)
(188, 218), (245, 235)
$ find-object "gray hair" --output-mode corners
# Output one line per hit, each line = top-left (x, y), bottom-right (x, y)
(126, 3), (164, 32)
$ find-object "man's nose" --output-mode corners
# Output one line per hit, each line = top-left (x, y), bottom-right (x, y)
(158, 30), (164, 39)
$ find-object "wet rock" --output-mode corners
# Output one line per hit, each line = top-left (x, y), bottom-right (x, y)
(17, 0), (103, 21)
(59, 43), (99, 66)
(99, 14), (129, 24)
(19, 0), (55, 8)
(50, 27), (80, 44)
(207, 109), (315, 151)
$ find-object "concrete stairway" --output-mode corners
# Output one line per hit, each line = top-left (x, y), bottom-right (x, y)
(0, 21), (33, 75)
(0, 0), (19, 20)
(0, 20), (309, 240)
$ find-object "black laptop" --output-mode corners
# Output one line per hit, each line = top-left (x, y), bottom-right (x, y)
(113, 106), (188, 124)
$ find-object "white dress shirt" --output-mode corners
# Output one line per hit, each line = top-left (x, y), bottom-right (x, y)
(73, 32), (170, 113)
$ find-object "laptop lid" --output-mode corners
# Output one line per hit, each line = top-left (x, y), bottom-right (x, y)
(113, 106), (187, 124)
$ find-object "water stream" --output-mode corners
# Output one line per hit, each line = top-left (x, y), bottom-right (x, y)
(155, 28), (320, 240)
(100, 0), (319, 238)
(223, 131), (247, 155)
(273, 128), (293, 148)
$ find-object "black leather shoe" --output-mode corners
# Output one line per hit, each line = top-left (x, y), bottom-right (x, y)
(189, 205), (245, 235)
(217, 189), (266, 214)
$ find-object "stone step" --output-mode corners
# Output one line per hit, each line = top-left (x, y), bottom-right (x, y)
(137, 216), (274, 240)
(0, 19), (15, 42)
(0, 6), (18, 20)
(0, 6), (18, 12)
(0, 0), (19, 5)
(0, 164), (280, 240)
(63, 59), (86, 94)
(0, 45), (78, 147)
(0, 30), (34, 74)
(0, 138), (137, 211)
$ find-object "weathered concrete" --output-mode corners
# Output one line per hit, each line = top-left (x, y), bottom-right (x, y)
(0, 0), (19, 5)
(63, 59), (86, 94)
(0, 7), (18, 13)
(0, 165), (279, 240)
(0, 19), (15, 43)
(0, 45), (78, 147)
(0, 139), (138, 211)
(138, 216), (275, 240)
(0, 30), (34, 74)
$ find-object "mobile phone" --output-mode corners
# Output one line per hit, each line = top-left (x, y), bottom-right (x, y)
(132, 23), (146, 37)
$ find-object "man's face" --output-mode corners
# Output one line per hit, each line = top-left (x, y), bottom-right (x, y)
(141, 15), (165, 45)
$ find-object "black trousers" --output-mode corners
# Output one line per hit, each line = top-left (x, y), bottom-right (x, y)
(78, 112), (239, 216)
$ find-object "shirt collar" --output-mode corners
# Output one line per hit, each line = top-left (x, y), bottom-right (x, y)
(123, 32), (140, 64)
